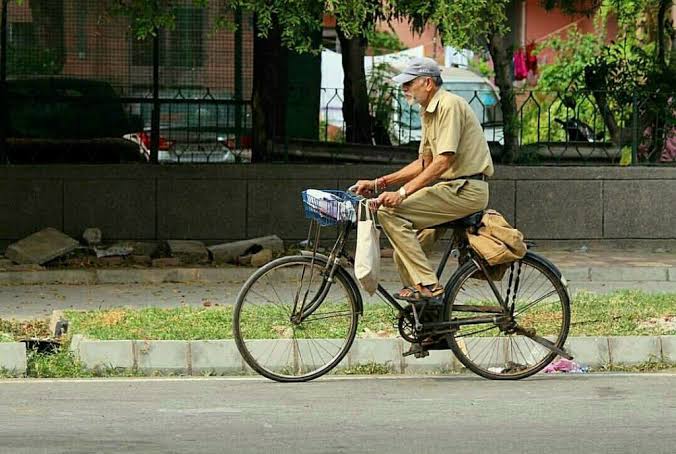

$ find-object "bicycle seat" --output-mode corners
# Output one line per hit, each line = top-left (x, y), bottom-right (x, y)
(433, 211), (484, 229)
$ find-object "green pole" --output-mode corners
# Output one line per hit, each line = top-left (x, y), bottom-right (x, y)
(234, 9), (243, 150)
(0, 0), (8, 163)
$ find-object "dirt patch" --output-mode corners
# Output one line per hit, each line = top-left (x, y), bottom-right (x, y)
(0, 318), (51, 339)
(99, 309), (127, 327)
(638, 316), (676, 332)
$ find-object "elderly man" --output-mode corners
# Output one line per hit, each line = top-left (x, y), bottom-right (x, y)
(353, 57), (494, 301)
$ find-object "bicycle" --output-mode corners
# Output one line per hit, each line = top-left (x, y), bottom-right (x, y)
(233, 189), (572, 382)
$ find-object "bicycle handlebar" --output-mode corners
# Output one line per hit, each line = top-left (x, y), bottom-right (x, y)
(347, 186), (381, 210)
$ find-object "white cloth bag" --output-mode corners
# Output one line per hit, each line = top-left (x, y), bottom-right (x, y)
(354, 200), (380, 295)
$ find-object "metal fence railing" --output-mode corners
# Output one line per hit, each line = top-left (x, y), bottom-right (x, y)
(0, 0), (672, 166)
(2, 81), (253, 164)
(515, 90), (676, 164)
(320, 86), (504, 148)
(319, 86), (676, 165)
(0, 0), (253, 164)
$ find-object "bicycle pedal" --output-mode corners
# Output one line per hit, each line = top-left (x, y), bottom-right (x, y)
(402, 343), (429, 358)
(409, 298), (443, 309)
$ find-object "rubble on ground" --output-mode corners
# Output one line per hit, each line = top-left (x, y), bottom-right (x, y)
(5, 228), (79, 265)
(3, 230), (286, 269)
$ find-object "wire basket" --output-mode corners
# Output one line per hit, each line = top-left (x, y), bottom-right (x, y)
(301, 190), (360, 226)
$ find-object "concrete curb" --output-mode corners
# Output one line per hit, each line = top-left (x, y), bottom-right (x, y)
(49, 335), (675, 376)
(0, 265), (674, 286)
(3, 336), (674, 377)
(0, 342), (27, 375)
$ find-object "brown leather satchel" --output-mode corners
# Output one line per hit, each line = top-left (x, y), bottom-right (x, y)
(467, 209), (527, 266)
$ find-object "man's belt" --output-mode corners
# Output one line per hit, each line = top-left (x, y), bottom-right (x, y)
(440, 173), (487, 182)
(463, 173), (487, 181)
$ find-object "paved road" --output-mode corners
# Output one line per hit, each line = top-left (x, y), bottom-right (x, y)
(0, 374), (674, 453)
(3, 280), (676, 320)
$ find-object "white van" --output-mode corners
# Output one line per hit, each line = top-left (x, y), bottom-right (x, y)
(385, 64), (504, 148)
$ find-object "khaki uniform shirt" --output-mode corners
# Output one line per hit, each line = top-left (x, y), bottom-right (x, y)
(419, 88), (494, 180)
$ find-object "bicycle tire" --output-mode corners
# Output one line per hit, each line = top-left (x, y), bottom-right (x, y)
(233, 255), (360, 382)
(444, 252), (571, 380)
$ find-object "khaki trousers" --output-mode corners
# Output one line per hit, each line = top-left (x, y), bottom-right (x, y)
(378, 180), (489, 287)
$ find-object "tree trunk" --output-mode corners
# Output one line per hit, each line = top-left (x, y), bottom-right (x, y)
(337, 26), (372, 144)
(671, 1), (676, 72)
(252, 19), (287, 162)
(583, 65), (625, 146)
(29, 0), (65, 72)
(487, 33), (519, 163)
(656, 0), (669, 70)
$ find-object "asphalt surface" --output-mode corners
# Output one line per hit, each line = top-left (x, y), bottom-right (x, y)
(0, 374), (674, 453)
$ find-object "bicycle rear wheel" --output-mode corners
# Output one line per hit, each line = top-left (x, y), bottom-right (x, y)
(444, 252), (571, 380)
(233, 255), (360, 382)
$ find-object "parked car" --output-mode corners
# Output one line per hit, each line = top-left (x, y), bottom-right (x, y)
(126, 88), (253, 163)
(4, 78), (145, 163)
(384, 64), (504, 150)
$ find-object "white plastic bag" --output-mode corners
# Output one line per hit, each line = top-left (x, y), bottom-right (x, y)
(354, 200), (380, 295)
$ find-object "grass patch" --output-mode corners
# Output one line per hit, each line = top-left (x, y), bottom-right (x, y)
(0, 319), (51, 341)
(24, 346), (146, 379)
(59, 290), (675, 341)
(340, 361), (393, 375)
(27, 348), (93, 378)
(593, 358), (676, 373)
(570, 291), (676, 336)
(64, 304), (400, 340)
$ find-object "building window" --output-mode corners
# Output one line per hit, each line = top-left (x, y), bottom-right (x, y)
(131, 7), (204, 68)
(9, 22), (35, 50)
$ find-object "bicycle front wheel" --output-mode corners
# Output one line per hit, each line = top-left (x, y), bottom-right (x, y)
(444, 252), (571, 380)
(233, 255), (360, 382)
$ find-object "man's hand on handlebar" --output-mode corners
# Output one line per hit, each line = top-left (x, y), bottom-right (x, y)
(350, 180), (376, 197)
(376, 191), (404, 208)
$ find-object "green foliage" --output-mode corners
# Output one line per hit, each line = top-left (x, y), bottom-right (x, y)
(366, 30), (405, 55)
(367, 62), (398, 143)
(6, 45), (61, 76)
(395, 0), (511, 51)
(535, 26), (605, 93)
(106, 0), (183, 39)
(539, 0), (675, 96)
(534, 0), (675, 161)
(340, 361), (393, 375)
(468, 56), (494, 79)
(26, 348), (92, 378)
(519, 25), (594, 145)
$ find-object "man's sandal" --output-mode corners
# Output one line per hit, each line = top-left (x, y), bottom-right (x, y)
(393, 286), (419, 300)
(394, 284), (444, 302)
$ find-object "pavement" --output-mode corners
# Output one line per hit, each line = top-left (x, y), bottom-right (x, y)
(0, 374), (675, 454)
(0, 246), (675, 320)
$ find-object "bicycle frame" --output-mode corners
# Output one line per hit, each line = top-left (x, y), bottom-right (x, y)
(296, 219), (512, 335)
(293, 215), (572, 360)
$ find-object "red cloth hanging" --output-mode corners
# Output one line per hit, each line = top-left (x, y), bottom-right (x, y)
(513, 48), (527, 81)
(525, 41), (538, 74)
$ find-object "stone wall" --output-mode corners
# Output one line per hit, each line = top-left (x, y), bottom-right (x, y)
(1, 164), (674, 245)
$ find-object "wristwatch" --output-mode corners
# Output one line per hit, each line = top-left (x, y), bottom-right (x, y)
(398, 186), (407, 199)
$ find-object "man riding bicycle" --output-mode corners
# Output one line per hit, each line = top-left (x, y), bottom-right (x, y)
(353, 57), (494, 302)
